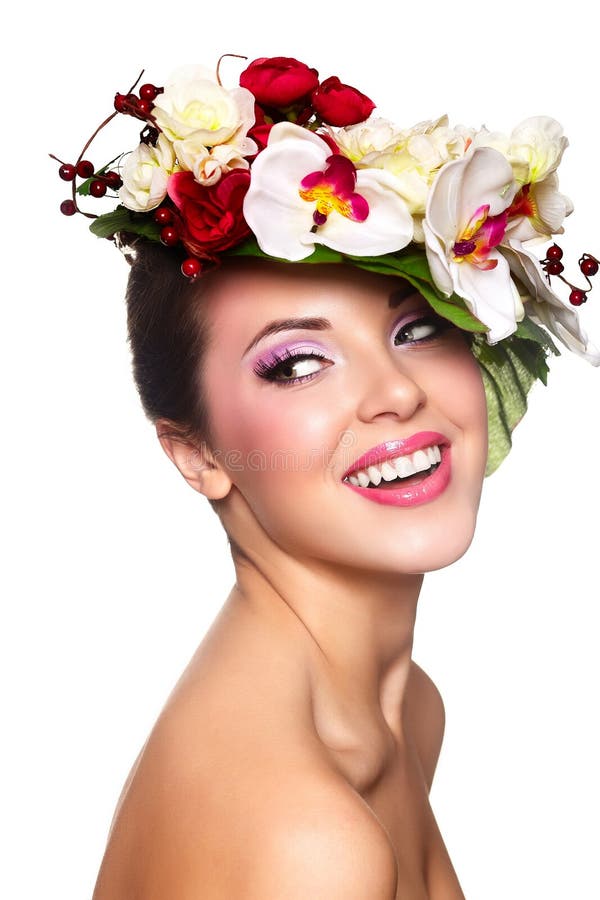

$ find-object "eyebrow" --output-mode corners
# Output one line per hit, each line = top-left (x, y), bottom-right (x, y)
(242, 283), (419, 356)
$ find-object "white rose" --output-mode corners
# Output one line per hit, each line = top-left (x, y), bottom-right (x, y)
(347, 116), (473, 215)
(334, 117), (404, 162)
(119, 134), (178, 212)
(152, 71), (257, 184)
(508, 117), (568, 183)
(153, 73), (254, 145)
(475, 117), (568, 184)
(174, 129), (257, 186)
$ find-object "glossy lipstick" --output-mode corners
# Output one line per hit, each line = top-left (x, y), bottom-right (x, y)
(341, 431), (451, 508)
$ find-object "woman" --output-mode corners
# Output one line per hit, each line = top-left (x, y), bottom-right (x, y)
(53, 55), (598, 898)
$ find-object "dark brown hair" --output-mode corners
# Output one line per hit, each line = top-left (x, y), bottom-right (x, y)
(124, 238), (215, 450)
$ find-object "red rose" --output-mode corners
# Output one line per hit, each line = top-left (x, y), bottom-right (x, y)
(167, 170), (251, 257)
(311, 76), (376, 127)
(240, 56), (319, 107)
(247, 103), (273, 153)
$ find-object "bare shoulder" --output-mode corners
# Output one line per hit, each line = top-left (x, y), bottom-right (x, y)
(240, 782), (399, 899)
(92, 653), (400, 900)
(92, 711), (398, 899)
(404, 660), (446, 790)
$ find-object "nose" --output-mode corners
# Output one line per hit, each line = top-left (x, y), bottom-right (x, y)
(354, 352), (427, 424)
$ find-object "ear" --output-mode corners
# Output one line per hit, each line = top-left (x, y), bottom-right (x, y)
(155, 420), (232, 500)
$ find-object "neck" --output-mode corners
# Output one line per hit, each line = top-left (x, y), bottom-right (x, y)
(220, 490), (423, 756)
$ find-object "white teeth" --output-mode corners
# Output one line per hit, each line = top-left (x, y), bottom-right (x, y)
(394, 455), (413, 478)
(366, 465), (383, 486)
(356, 470), (370, 488)
(380, 461), (398, 481)
(412, 449), (430, 473)
(345, 444), (444, 488)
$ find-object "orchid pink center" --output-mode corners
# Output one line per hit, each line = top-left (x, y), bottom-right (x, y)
(299, 154), (369, 227)
(452, 203), (507, 270)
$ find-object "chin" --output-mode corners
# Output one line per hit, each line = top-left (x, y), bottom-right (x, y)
(399, 519), (479, 574)
(333, 498), (482, 576)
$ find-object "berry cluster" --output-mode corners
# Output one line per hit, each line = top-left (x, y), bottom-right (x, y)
(52, 157), (123, 216)
(541, 243), (599, 306)
(51, 73), (203, 279)
(50, 72), (163, 221)
(113, 82), (163, 121)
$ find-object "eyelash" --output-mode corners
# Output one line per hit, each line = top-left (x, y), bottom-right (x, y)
(253, 347), (329, 385)
(253, 314), (453, 387)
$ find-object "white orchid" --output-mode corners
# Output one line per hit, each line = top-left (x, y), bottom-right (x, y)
(475, 117), (573, 242)
(423, 146), (523, 344)
(504, 172), (574, 243)
(243, 122), (414, 261)
(119, 134), (179, 212)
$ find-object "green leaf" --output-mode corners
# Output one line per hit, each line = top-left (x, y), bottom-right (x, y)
(89, 206), (162, 241)
(514, 314), (560, 357)
(470, 332), (549, 475)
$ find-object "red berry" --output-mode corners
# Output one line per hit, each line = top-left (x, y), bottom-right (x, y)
(181, 257), (202, 278)
(139, 83), (158, 101)
(90, 179), (107, 198)
(545, 260), (564, 276)
(114, 92), (128, 113)
(137, 98), (153, 117)
(104, 171), (122, 190)
(546, 243), (563, 261)
(60, 199), (77, 216)
(59, 163), (76, 181)
(160, 225), (179, 247)
(569, 289), (587, 306)
(76, 159), (94, 178)
(580, 256), (599, 277)
(153, 207), (173, 225)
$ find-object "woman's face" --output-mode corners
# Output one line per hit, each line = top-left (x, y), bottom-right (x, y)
(199, 260), (489, 574)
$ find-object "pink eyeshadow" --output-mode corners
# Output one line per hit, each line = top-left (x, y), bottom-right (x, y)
(250, 340), (329, 370)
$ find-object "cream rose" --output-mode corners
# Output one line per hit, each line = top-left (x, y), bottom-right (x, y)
(152, 68), (257, 185)
(119, 135), (179, 212)
(338, 116), (473, 219)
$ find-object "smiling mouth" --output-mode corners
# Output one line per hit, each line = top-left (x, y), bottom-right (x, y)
(343, 444), (442, 489)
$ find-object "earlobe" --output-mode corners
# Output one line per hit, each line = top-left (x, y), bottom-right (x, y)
(155, 421), (232, 500)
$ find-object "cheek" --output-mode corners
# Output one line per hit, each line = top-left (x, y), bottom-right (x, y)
(436, 352), (487, 424)
(204, 365), (341, 486)
(430, 348), (489, 471)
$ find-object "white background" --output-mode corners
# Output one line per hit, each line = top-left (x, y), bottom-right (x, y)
(3, 2), (599, 898)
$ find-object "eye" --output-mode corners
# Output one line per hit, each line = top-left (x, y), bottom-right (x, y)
(393, 314), (453, 346)
(253, 348), (331, 386)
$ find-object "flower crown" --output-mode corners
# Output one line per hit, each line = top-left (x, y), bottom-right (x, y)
(51, 54), (599, 474)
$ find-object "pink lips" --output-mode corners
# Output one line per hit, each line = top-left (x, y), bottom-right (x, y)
(341, 430), (451, 508)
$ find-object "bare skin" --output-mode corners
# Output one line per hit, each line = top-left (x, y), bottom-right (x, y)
(92, 586), (462, 899)
(92, 262), (487, 898)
